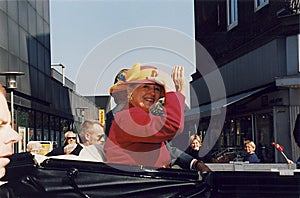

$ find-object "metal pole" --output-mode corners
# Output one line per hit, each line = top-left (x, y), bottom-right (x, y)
(62, 66), (65, 86)
(11, 90), (14, 129)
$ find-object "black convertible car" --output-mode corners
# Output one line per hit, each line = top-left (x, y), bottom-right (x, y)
(0, 153), (299, 197)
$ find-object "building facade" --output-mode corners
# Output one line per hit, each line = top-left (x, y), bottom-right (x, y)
(187, 0), (300, 163)
(0, 0), (99, 152)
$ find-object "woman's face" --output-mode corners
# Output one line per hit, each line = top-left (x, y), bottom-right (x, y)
(190, 139), (201, 151)
(244, 144), (255, 154)
(129, 83), (163, 112)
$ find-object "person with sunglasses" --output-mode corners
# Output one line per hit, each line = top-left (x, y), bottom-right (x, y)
(46, 131), (83, 156)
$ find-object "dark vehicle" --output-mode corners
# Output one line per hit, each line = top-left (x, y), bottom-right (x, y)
(0, 153), (211, 197)
(0, 153), (299, 197)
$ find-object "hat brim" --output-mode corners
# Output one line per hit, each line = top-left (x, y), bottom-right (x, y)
(110, 79), (165, 97)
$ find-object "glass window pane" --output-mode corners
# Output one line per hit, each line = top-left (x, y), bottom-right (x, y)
(255, 0), (269, 11)
(227, 0), (238, 30)
(28, 128), (34, 141)
(50, 130), (55, 141)
(43, 114), (49, 140)
(36, 112), (42, 141)
(256, 113), (274, 162)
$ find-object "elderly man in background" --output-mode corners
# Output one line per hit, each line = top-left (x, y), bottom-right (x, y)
(44, 120), (105, 162)
(78, 120), (105, 146)
(78, 120), (106, 162)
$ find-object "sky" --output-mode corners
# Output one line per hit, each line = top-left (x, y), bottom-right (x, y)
(50, 0), (195, 103)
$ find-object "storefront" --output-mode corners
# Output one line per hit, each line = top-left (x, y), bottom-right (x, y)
(8, 81), (101, 154)
(185, 85), (298, 163)
(15, 106), (74, 153)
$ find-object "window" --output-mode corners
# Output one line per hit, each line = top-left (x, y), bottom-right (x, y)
(254, 0), (269, 12)
(227, 0), (238, 30)
(255, 112), (274, 163)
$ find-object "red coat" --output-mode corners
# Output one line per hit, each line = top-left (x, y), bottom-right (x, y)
(104, 92), (185, 167)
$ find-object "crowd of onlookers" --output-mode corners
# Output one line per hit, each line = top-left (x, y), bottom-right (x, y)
(24, 131), (265, 165)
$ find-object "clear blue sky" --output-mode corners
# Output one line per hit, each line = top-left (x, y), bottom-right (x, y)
(50, 0), (195, 100)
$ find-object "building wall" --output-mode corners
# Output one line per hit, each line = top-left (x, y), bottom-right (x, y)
(0, 0), (99, 151)
(0, 0), (51, 101)
(192, 0), (299, 107)
(69, 90), (100, 128)
(191, 0), (300, 162)
(194, 0), (298, 66)
(191, 38), (289, 107)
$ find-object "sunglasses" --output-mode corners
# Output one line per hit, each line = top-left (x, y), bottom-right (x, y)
(67, 137), (77, 140)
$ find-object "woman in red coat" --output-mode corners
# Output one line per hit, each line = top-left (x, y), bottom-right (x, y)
(104, 63), (186, 168)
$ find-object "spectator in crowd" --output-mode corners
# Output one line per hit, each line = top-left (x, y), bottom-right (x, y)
(185, 134), (211, 163)
(78, 120), (106, 162)
(104, 63), (211, 176)
(0, 83), (21, 179)
(26, 141), (47, 163)
(26, 141), (42, 154)
(46, 131), (83, 156)
(243, 140), (260, 163)
(78, 120), (105, 146)
(185, 134), (202, 159)
(45, 121), (105, 162)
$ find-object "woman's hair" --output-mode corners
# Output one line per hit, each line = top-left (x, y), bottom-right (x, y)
(244, 140), (256, 150)
(189, 134), (202, 146)
(26, 141), (42, 152)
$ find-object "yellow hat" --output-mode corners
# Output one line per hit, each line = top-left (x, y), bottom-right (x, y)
(110, 63), (165, 97)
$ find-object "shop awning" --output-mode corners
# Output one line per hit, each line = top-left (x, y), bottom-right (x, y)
(185, 86), (269, 119)
(275, 75), (300, 88)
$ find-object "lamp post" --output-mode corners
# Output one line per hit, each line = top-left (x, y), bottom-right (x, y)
(0, 71), (24, 129)
(51, 63), (65, 86)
